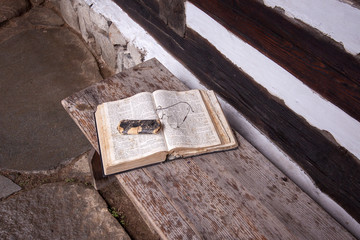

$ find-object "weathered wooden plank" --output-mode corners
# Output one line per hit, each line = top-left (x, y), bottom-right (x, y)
(117, 170), (200, 239)
(111, 0), (360, 222)
(188, 0), (360, 123)
(63, 59), (200, 237)
(62, 59), (355, 239)
(62, 59), (187, 150)
(145, 157), (295, 239)
(193, 135), (354, 239)
(61, 94), (98, 150)
(144, 133), (355, 239)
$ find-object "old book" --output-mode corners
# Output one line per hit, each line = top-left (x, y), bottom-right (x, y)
(95, 89), (238, 175)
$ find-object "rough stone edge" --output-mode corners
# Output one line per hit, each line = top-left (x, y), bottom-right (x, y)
(51, 0), (145, 74)
(0, 182), (131, 240)
(0, 175), (21, 199)
(0, 0), (31, 24)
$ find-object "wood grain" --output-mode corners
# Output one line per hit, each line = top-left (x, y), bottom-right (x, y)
(62, 59), (354, 239)
(189, 0), (360, 122)
(144, 132), (355, 239)
(111, 0), (360, 222)
(62, 59), (188, 150)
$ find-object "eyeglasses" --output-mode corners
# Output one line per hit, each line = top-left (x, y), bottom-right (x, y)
(155, 101), (194, 129)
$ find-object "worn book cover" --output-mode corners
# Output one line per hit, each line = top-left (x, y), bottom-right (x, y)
(95, 89), (237, 175)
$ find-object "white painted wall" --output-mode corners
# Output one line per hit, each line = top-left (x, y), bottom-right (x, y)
(84, 0), (359, 237)
(263, 0), (360, 56)
(185, 2), (360, 161)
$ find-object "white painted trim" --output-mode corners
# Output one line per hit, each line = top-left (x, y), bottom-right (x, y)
(220, 98), (360, 238)
(263, 0), (360, 55)
(186, 2), (360, 161)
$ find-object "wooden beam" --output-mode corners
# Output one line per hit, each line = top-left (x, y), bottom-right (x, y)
(113, 0), (360, 222)
(346, 0), (360, 8)
(189, 0), (360, 123)
(136, 0), (185, 36)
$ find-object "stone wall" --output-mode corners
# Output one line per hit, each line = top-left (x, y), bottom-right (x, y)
(51, 0), (145, 76)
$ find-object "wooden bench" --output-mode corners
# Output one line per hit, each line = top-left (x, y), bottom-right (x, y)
(62, 58), (354, 239)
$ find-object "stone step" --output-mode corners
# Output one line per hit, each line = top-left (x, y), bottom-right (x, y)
(0, 175), (21, 199)
(0, 4), (103, 171)
(0, 182), (130, 239)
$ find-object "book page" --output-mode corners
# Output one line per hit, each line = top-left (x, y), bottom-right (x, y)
(201, 90), (237, 147)
(153, 89), (221, 150)
(101, 92), (167, 164)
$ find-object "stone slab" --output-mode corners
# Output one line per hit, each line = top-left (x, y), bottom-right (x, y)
(0, 0), (30, 24)
(58, 0), (80, 32)
(109, 23), (127, 46)
(0, 175), (21, 199)
(0, 182), (130, 239)
(30, 0), (45, 7)
(27, 6), (64, 26)
(0, 6), (103, 171)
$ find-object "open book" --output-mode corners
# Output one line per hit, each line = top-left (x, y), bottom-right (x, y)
(95, 89), (238, 175)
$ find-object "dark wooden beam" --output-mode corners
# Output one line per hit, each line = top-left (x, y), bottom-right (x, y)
(189, 0), (360, 123)
(347, 0), (360, 8)
(137, 0), (185, 36)
(112, 0), (360, 223)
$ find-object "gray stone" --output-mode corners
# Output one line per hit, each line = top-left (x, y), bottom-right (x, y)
(122, 53), (136, 70)
(74, 0), (91, 42)
(47, 0), (60, 10)
(115, 47), (125, 73)
(73, 0), (115, 72)
(123, 44), (143, 69)
(60, 150), (93, 183)
(71, 152), (91, 175)
(0, 26), (102, 171)
(127, 43), (143, 64)
(0, 0), (30, 24)
(89, 7), (109, 33)
(30, 0), (45, 7)
(59, 0), (80, 33)
(74, 0), (108, 42)
(109, 23), (127, 46)
(27, 7), (64, 26)
(0, 175), (21, 199)
(93, 30), (117, 72)
(0, 183), (130, 239)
